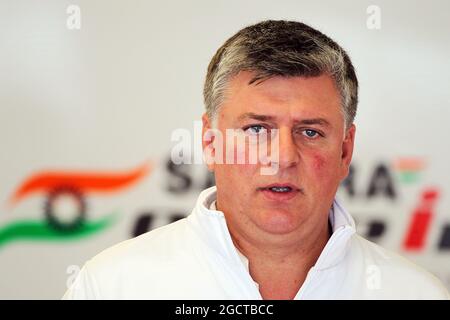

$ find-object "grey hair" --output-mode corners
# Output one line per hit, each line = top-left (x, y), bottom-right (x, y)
(203, 20), (358, 129)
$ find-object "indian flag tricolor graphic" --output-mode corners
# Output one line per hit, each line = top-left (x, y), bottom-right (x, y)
(0, 162), (151, 247)
(393, 158), (425, 184)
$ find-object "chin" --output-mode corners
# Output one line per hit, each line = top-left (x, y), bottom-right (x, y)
(255, 209), (300, 235)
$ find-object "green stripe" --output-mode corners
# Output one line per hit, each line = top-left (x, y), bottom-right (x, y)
(0, 213), (117, 248)
(397, 171), (420, 183)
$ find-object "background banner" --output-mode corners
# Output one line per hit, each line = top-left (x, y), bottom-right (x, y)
(1, 0), (449, 298)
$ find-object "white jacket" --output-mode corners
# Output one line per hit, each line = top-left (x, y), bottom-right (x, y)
(63, 186), (449, 299)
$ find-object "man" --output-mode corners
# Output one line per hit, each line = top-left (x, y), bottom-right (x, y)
(64, 20), (449, 299)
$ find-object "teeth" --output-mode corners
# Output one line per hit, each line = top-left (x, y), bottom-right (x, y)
(269, 186), (292, 192)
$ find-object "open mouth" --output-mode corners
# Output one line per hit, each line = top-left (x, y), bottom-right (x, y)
(258, 184), (300, 201)
(265, 186), (293, 193)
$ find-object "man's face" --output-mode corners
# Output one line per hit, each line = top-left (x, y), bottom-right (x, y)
(202, 71), (355, 237)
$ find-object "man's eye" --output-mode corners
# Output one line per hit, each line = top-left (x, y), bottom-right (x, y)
(302, 129), (320, 138)
(244, 125), (268, 135)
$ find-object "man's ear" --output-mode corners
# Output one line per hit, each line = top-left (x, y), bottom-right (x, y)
(340, 124), (356, 179)
(202, 113), (215, 172)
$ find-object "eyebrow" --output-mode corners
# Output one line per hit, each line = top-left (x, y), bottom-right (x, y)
(237, 112), (332, 127)
(237, 112), (275, 122)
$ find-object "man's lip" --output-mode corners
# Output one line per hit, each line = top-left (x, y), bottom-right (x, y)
(258, 183), (300, 191)
(258, 185), (301, 202)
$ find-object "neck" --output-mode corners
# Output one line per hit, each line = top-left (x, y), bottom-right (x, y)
(225, 209), (331, 300)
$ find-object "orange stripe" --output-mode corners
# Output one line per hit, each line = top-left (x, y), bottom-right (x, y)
(9, 162), (151, 205)
(393, 158), (425, 171)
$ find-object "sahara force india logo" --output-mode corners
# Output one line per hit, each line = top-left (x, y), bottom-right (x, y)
(0, 163), (150, 248)
(342, 157), (450, 252)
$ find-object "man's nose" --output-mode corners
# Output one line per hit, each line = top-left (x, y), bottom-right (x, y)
(274, 127), (299, 169)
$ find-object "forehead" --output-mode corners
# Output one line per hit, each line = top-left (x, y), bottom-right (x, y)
(222, 71), (343, 122)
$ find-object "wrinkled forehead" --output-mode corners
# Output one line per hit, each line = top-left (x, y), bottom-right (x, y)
(217, 71), (344, 126)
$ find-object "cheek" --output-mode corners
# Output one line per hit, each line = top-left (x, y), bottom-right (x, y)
(215, 163), (256, 183)
(225, 137), (262, 169)
(308, 151), (341, 181)
(312, 153), (326, 172)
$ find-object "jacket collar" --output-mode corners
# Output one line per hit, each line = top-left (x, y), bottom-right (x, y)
(189, 186), (356, 271)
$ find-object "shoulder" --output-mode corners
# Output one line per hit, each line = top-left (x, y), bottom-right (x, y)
(64, 217), (202, 299)
(87, 217), (199, 276)
(349, 234), (449, 299)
